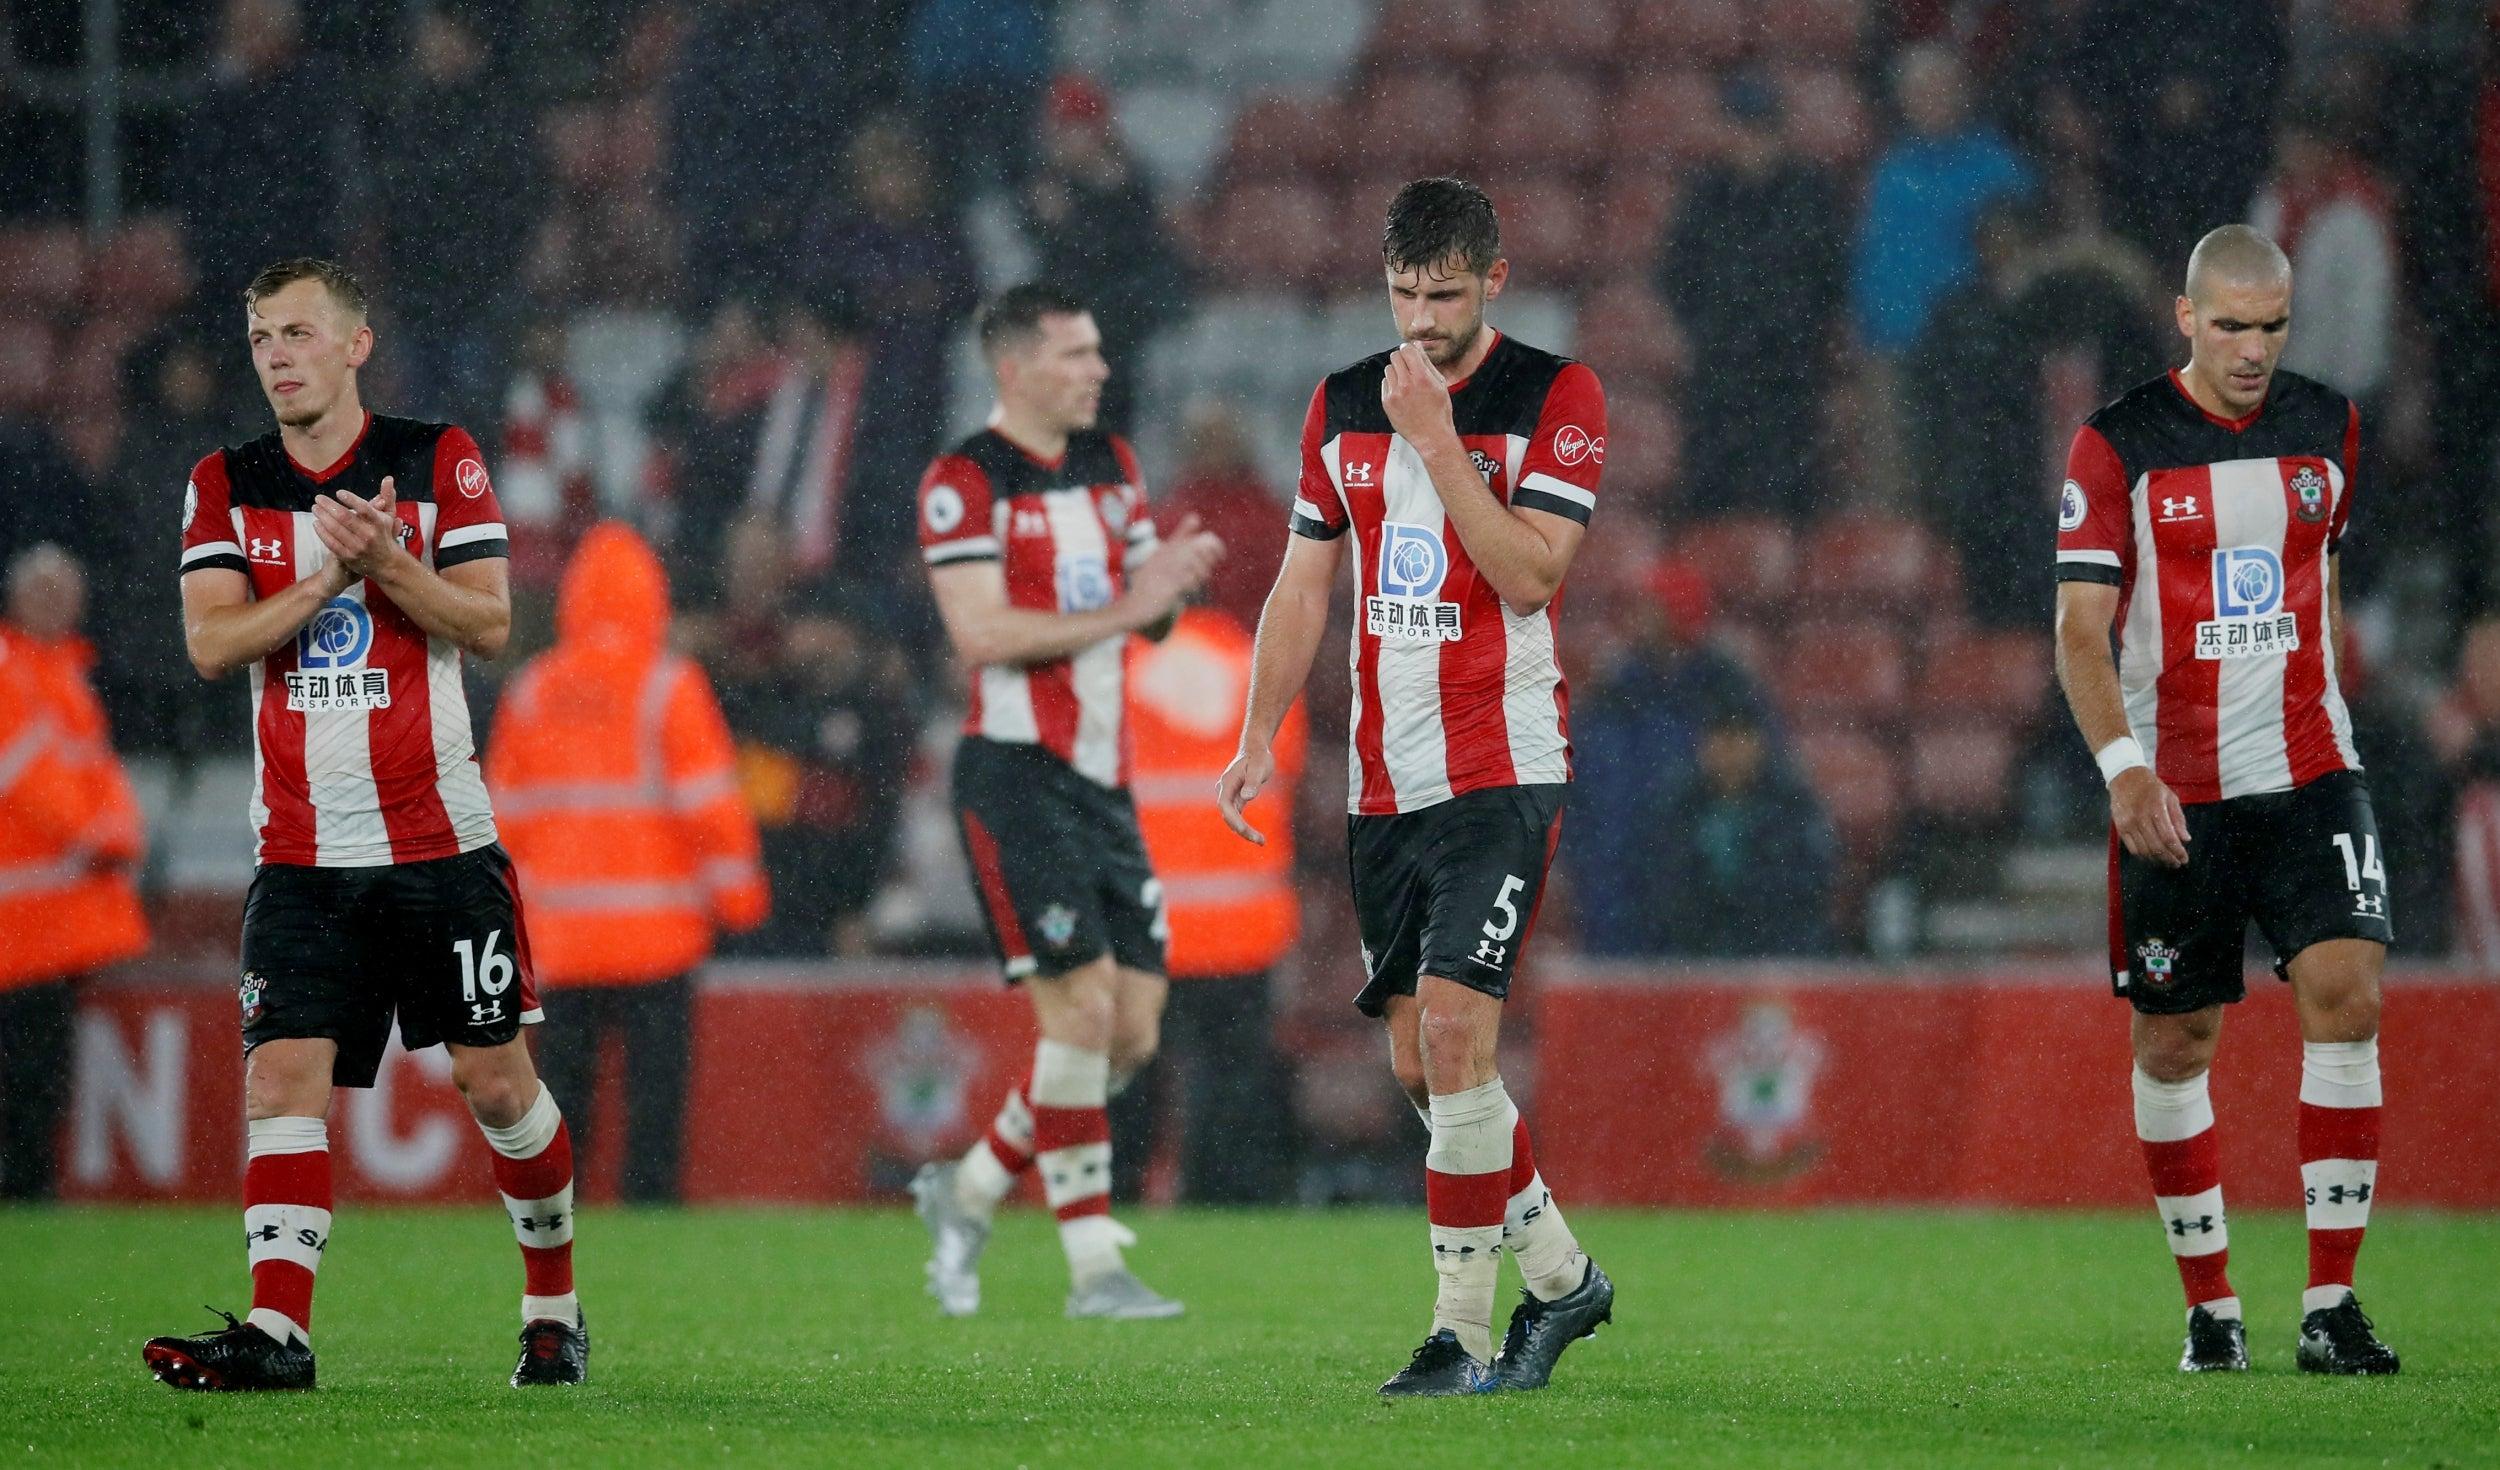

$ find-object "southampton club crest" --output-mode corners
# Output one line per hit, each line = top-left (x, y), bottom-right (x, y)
(1036, 903), (1080, 951)
(1701, 1001), (1828, 1184)
(2136, 938), (2180, 989)
(2292, 465), (2328, 523)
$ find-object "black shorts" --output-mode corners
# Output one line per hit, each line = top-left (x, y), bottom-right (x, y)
(952, 736), (1167, 983)
(2112, 770), (2393, 1015)
(239, 844), (541, 1088)
(1348, 784), (1564, 1017)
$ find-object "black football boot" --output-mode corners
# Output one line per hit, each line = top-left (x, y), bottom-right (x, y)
(1493, 1259), (1615, 1390)
(511, 1313), (590, 1386)
(2178, 1305), (2249, 1373)
(2297, 1294), (2400, 1376)
(1378, 1328), (1498, 1397)
(142, 1309), (316, 1391)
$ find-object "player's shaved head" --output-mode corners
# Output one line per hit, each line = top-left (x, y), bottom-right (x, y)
(2184, 226), (2291, 303)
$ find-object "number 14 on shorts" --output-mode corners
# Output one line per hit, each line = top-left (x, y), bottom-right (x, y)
(2331, 832), (2387, 919)
(454, 929), (515, 1024)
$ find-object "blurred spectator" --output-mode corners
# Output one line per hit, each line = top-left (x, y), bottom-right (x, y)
(1907, 200), (2161, 627)
(642, 296), (780, 606)
(2071, 0), (2288, 270)
(1018, 76), (1191, 437)
(97, 324), (241, 751)
(1153, 402), (1286, 629)
(1112, 606), (1305, 1205)
(2431, 618), (2500, 968)
(1654, 706), (1839, 958)
(487, 524), (767, 1203)
(664, 0), (857, 304)
(907, 0), (1052, 202)
(175, 0), (343, 296)
(373, 5), (537, 430)
(2249, 111), (2397, 408)
(1852, 44), (2034, 359)
(806, 121), (980, 613)
(1566, 560), (1775, 955)
(690, 516), (919, 958)
(0, 547), (150, 1201)
(495, 316), (597, 591)
(1656, 75), (1848, 521)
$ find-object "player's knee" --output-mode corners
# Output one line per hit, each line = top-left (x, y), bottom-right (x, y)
(448, 1053), (534, 1125)
(2134, 1021), (2219, 1082)
(1417, 1003), (1492, 1085)
(1111, 1022), (1160, 1080)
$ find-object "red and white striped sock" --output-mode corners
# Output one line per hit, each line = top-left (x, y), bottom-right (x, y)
(1029, 1039), (1123, 1285)
(1427, 1079), (1513, 1362)
(954, 1073), (1035, 1216)
(479, 1084), (578, 1328)
(243, 1115), (331, 1346)
(1502, 1109), (1589, 1301)
(2299, 1038), (2382, 1314)
(2133, 1066), (2238, 1320)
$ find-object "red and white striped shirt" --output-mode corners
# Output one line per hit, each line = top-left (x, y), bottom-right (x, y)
(1291, 333), (1605, 814)
(917, 428), (1157, 789)
(179, 413), (509, 866)
(2056, 369), (2362, 803)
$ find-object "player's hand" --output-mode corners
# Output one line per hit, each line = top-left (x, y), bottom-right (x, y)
(1217, 743), (1275, 845)
(1127, 513), (1224, 621)
(1381, 341), (1457, 451)
(2110, 766), (2192, 868)
(313, 475), (405, 580)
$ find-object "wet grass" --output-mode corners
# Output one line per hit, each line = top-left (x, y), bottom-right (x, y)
(5, 1206), (2494, 1467)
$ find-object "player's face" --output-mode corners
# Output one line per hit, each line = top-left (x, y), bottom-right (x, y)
(247, 279), (371, 429)
(1386, 256), (1508, 369)
(2176, 275), (2291, 417)
(1001, 311), (1109, 433)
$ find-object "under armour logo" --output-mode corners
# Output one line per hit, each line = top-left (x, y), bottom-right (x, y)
(2169, 1214), (2218, 1235)
(249, 537), (285, 560)
(1472, 940), (1506, 968)
(248, 1224), (283, 1243)
(470, 1002), (501, 1024)
(517, 1212), (565, 1232)
(2354, 894), (2385, 917)
(2159, 495), (2202, 522)
(1013, 509), (1049, 537)
(1344, 461), (1375, 485)
(2309, 1183), (2371, 1207)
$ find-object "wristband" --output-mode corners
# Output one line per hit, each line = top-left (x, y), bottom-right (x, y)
(2095, 736), (2149, 784)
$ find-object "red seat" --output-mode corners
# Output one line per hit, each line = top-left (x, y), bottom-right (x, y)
(1609, 72), (1739, 166)
(1481, 175), (1595, 282)
(1794, 728), (1901, 853)
(1776, 619), (1909, 728)
(1908, 723), (2018, 824)
(1482, 69), (1608, 173)
(1913, 628), (2052, 725)
(1512, 0), (1621, 63)
(1798, 513), (1958, 615)
(1355, 73), (1477, 178)
(1777, 67), (1873, 166)
(1571, 280), (1686, 388)
(1225, 93), (1337, 182)
(0, 226), (84, 312)
(1597, 388), (1679, 510)
(1591, 169), (1681, 276)
(1365, 0), (1494, 69)
(1673, 516), (1794, 614)
(0, 319), (55, 413)
(86, 215), (193, 317)
(1759, 0), (1865, 61)
(1201, 182), (1333, 289)
(1621, 0), (1753, 65)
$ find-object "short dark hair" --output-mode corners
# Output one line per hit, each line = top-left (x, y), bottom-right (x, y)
(978, 283), (1091, 358)
(243, 257), (368, 318)
(1382, 178), (1501, 276)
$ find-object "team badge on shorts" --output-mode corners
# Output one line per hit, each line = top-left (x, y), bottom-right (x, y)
(2292, 465), (2327, 523)
(1037, 903), (1079, 949)
(239, 971), (267, 1026)
(2135, 939), (2179, 989)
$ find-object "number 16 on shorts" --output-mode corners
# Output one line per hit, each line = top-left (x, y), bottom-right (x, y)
(454, 929), (515, 1025)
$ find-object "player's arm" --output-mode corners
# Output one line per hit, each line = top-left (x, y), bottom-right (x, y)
(1219, 530), (1341, 845)
(2055, 579), (2190, 867)
(313, 474), (511, 660)
(929, 523), (1217, 669)
(1381, 343), (1585, 613)
(181, 563), (350, 680)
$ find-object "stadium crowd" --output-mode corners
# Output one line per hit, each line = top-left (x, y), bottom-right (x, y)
(4, 0), (2499, 986)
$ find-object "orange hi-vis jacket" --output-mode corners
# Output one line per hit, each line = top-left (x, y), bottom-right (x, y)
(0, 625), (149, 988)
(1129, 607), (1303, 978)
(485, 524), (767, 984)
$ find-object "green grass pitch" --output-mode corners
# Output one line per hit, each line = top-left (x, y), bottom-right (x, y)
(3, 1206), (2493, 1467)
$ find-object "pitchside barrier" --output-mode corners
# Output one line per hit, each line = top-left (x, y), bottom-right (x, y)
(59, 961), (2500, 1208)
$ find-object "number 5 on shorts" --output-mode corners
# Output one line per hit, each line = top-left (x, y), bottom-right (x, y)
(1483, 874), (1526, 941)
(453, 929), (515, 1003)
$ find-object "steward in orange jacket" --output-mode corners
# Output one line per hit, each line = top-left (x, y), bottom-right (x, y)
(485, 523), (765, 1200)
(1110, 605), (1302, 1203)
(1, 546), (149, 1199)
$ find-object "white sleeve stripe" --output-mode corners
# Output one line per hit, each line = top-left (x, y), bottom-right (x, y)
(1292, 497), (1328, 522)
(2058, 549), (2123, 567)
(1519, 472), (1596, 508)
(437, 522), (509, 549)
(924, 537), (1002, 564)
(182, 540), (245, 565)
